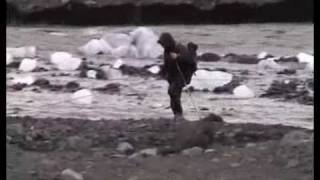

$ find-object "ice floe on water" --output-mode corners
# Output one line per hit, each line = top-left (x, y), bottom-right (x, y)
(12, 75), (36, 85)
(18, 58), (37, 72)
(50, 52), (82, 71)
(233, 85), (255, 98)
(71, 89), (93, 105)
(6, 53), (13, 66)
(188, 70), (233, 91)
(78, 39), (112, 56)
(6, 46), (37, 58)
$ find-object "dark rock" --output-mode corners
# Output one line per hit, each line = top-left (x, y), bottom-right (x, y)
(197, 53), (221, 62)
(223, 53), (261, 64)
(213, 76), (243, 94)
(261, 79), (313, 105)
(7, 123), (25, 138)
(6, 61), (20, 68)
(275, 56), (299, 63)
(94, 83), (121, 94)
(32, 78), (50, 88)
(120, 65), (155, 78)
(65, 81), (81, 92)
(9, 83), (27, 91)
(277, 69), (296, 75)
(66, 136), (92, 151)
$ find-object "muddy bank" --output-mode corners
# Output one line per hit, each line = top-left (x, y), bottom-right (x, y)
(7, 115), (313, 180)
(7, 0), (313, 25)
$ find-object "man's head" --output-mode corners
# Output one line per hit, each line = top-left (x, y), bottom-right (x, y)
(158, 32), (176, 50)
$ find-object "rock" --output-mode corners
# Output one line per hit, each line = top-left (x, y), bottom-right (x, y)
(12, 75), (36, 85)
(211, 158), (220, 163)
(6, 53), (13, 65)
(275, 56), (299, 63)
(233, 85), (255, 98)
(140, 148), (158, 156)
(94, 83), (120, 94)
(113, 59), (124, 69)
(286, 159), (299, 168)
(129, 27), (163, 58)
(245, 143), (256, 148)
(18, 58), (37, 72)
(51, 52), (82, 71)
(197, 52), (221, 62)
(280, 130), (311, 147)
(116, 142), (135, 154)
(187, 70), (233, 91)
(182, 146), (204, 156)
(61, 169), (84, 180)
(258, 58), (284, 70)
(6, 46), (36, 58)
(102, 66), (123, 80)
(66, 136), (92, 150)
(230, 162), (241, 168)
(32, 78), (50, 88)
(277, 69), (296, 75)
(223, 53), (260, 64)
(213, 76), (242, 94)
(71, 89), (93, 105)
(78, 38), (112, 56)
(147, 65), (161, 74)
(102, 33), (132, 48)
(7, 123), (24, 137)
(86, 70), (97, 79)
(65, 81), (81, 92)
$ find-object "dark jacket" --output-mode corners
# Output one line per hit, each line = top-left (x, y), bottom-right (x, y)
(162, 43), (197, 85)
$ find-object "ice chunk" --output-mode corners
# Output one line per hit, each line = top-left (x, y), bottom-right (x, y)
(50, 52), (82, 71)
(18, 58), (37, 72)
(147, 65), (161, 74)
(78, 39), (112, 56)
(257, 51), (269, 59)
(188, 70), (233, 91)
(86, 70), (97, 79)
(6, 46), (36, 58)
(258, 58), (283, 70)
(129, 27), (163, 58)
(71, 89), (93, 105)
(6, 53), (13, 66)
(102, 33), (132, 48)
(12, 75), (36, 85)
(233, 85), (255, 98)
(297, 52), (313, 64)
(112, 59), (124, 69)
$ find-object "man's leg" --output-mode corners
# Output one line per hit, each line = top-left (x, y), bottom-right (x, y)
(168, 81), (184, 120)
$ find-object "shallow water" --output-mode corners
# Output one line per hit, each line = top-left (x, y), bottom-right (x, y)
(6, 23), (314, 129)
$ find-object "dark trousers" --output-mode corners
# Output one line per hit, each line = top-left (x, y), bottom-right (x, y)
(167, 78), (185, 116)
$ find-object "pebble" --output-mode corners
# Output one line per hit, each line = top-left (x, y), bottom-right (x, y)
(230, 162), (241, 168)
(116, 142), (135, 154)
(182, 146), (204, 156)
(286, 159), (299, 168)
(211, 158), (220, 163)
(61, 169), (84, 180)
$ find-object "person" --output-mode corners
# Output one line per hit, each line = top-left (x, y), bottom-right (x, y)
(158, 32), (198, 121)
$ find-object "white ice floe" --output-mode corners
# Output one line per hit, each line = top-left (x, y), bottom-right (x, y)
(112, 59), (124, 69)
(86, 70), (97, 79)
(129, 27), (163, 58)
(147, 65), (161, 74)
(71, 89), (93, 105)
(78, 39), (112, 56)
(258, 58), (283, 70)
(50, 52), (82, 71)
(49, 32), (68, 36)
(257, 51), (269, 59)
(6, 46), (37, 58)
(18, 58), (37, 72)
(187, 70), (233, 91)
(305, 61), (314, 72)
(12, 75), (36, 85)
(233, 85), (255, 98)
(297, 52), (314, 64)
(102, 33), (132, 48)
(6, 53), (13, 66)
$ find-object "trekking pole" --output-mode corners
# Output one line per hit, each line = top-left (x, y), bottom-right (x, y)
(175, 61), (202, 121)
